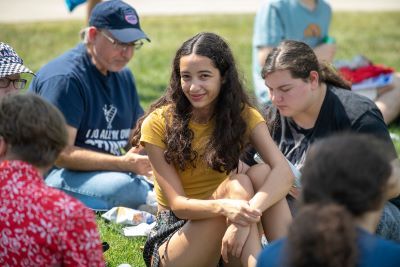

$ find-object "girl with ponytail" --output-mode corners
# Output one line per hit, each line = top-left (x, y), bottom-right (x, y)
(257, 133), (400, 267)
(243, 40), (400, 240)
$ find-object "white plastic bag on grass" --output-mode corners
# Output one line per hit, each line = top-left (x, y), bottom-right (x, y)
(102, 207), (155, 226)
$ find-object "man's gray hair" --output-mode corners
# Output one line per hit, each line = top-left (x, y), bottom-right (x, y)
(80, 27), (90, 44)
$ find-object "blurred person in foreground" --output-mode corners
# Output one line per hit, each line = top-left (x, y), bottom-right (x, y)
(0, 93), (104, 266)
(257, 133), (400, 267)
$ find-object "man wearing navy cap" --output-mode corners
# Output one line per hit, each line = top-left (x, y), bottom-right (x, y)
(30, 0), (154, 211)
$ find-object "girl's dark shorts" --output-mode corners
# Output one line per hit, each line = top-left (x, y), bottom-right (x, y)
(143, 210), (186, 267)
(142, 210), (224, 267)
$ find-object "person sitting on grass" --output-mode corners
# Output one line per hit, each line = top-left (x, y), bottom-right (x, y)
(252, 0), (400, 125)
(257, 133), (400, 267)
(243, 40), (400, 241)
(65, 0), (102, 24)
(30, 0), (153, 211)
(0, 93), (105, 266)
(131, 32), (294, 267)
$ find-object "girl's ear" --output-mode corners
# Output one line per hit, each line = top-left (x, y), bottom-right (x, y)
(309, 70), (320, 90)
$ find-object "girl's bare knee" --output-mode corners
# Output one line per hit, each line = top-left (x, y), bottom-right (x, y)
(247, 163), (271, 191)
(225, 173), (255, 200)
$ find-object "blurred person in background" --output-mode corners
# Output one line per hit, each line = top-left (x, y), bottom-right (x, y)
(252, 0), (400, 124)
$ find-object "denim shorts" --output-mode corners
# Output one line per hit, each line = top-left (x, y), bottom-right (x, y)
(45, 167), (152, 211)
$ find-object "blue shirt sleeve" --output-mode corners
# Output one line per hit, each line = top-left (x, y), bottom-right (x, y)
(29, 74), (84, 129)
(257, 239), (285, 267)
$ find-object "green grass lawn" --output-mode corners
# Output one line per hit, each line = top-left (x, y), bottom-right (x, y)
(1, 11), (400, 266)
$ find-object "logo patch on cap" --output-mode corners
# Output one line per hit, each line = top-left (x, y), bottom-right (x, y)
(125, 13), (138, 25)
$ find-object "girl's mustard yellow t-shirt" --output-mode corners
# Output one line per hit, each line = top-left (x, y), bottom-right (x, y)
(140, 105), (265, 207)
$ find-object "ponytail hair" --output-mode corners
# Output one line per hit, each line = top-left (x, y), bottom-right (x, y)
(262, 40), (351, 90)
(320, 62), (351, 90)
(287, 204), (357, 267)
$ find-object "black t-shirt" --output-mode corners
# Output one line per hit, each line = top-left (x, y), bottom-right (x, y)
(269, 85), (397, 169)
(242, 85), (399, 206)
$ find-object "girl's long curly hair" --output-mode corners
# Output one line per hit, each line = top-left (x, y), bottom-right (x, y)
(131, 32), (253, 173)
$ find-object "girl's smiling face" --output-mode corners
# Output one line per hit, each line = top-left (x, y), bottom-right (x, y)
(180, 54), (222, 121)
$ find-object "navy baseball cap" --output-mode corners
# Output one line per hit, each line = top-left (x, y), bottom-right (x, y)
(89, 0), (150, 43)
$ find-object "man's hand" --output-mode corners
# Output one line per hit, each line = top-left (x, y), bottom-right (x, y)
(120, 147), (153, 176)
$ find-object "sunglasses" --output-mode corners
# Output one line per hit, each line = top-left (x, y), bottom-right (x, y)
(100, 30), (144, 51)
(0, 78), (27, 89)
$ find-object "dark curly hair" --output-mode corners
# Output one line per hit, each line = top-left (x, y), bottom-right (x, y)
(286, 133), (392, 267)
(132, 32), (253, 173)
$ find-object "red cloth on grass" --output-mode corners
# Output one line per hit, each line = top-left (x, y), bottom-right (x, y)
(340, 64), (394, 84)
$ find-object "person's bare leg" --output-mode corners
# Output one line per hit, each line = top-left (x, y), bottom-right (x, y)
(224, 222), (263, 267)
(240, 223), (262, 267)
(375, 73), (400, 124)
(246, 163), (292, 241)
(260, 198), (291, 241)
(158, 217), (227, 267)
(86, 0), (102, 24)
(158, 174), (259, 267)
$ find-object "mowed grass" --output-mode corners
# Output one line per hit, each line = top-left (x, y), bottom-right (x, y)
(1, 11), (400, 266)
